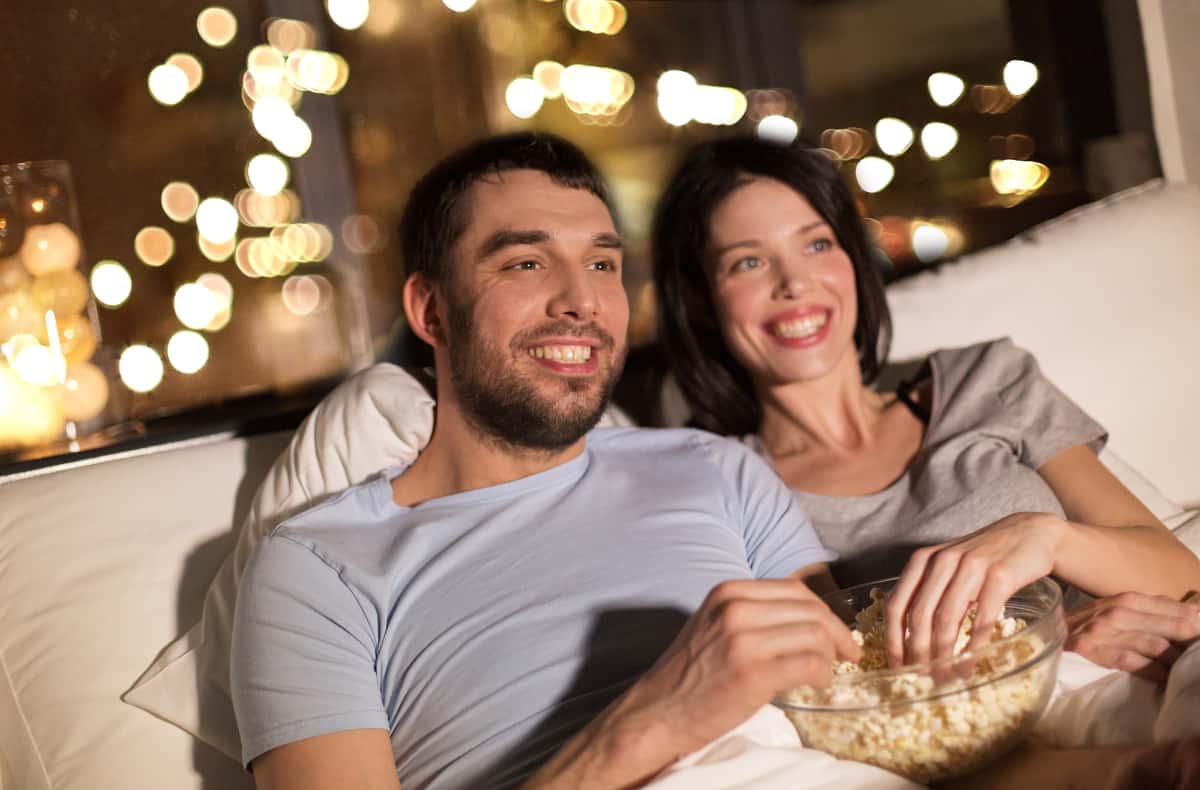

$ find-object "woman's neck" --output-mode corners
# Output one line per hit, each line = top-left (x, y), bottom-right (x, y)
(756, 354), (887, 458)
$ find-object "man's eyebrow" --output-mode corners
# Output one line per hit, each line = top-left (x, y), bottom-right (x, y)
(711, 220), (828, 257)
(593, 232), (623, 250)
(477, 229), (551, 259)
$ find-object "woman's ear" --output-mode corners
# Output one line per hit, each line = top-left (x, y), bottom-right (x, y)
(402, 273), (445, 348)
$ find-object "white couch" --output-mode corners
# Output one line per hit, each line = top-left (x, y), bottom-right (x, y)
(2, 179), (1199, 790)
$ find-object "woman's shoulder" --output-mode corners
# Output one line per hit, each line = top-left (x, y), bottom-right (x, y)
(931, 337), (1040, 392)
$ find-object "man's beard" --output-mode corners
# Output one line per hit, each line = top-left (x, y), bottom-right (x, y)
(446, 299), (625, 453)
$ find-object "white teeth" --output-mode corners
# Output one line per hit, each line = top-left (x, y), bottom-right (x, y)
(528, 344), (593, 363)
(772, 313), (828, 338)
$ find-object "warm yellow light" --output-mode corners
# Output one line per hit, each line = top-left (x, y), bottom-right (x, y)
(281, 275), (323, 315)
(920, 122), (959, 159)
(855, 157), (896, 193)
(342, 214), (381, 254)
(564, 0), (622, 33)
(756, 115), (799, 144)
(656, 70), (696, 126)
(927, 72), (965, 107)
(60, 362), (109, 421)
(118, 345), (164, 393)
(267, 18), (317, 53)
(327, 0), (370, 29)
(134, 226), (175, 267)
(19, 222), (81, 276)
(1003, 60), (1039, 97)
(505, 77), (545, 120)
(31, 269), (89, 316)
(690, 85), (747, 126)
(167, 53), (204, 93)
(990, 159), (1050, 196)
(533, 61), (565, 99)
(286, 49), (350, 94)
(236, 188), (300, 227)
(90, 261), (132, 308)
(197, 7), (238, 48)
(874, 117), (914, 157)
(196, 272), (233, 332)
(198, 234), (237, 262)
(247, 45), (286, 86)
(442, 0), (477, 11)
(174, 282), (218, 330)
(195, 197), (239, 244)
(53, 313), (96, 364)
(0, 290), (44, 340)
(246, 154), (290, 195)
(365, 0), (405, 35)
(273, 115), (313, 158)
(148, 64), (190, 106)
(10, 341), (56, 387)
(604, 1), (627, 34)
(167, 330), (209, 374)
(161, 182), (200, 223)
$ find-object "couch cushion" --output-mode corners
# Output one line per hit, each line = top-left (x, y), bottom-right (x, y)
(886, 179), (1200, 508)
(0, 432), (287, 790)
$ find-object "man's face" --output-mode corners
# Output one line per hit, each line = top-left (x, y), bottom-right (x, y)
(441, 169), (629, 451)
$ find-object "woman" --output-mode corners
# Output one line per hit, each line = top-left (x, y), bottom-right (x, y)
(651, 135), (1200, 670)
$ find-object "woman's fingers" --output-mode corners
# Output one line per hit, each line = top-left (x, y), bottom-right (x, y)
(929, 561), (985, 661)
(966, 568), (1020, 654)
(899, 550), (963, 665)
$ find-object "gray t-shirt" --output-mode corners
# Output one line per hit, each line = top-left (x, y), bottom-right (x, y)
(744, 338), (1106, 587)
(231, 426), (834, 789)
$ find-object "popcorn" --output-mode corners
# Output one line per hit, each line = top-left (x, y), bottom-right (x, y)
(778, 587), (1056, 783)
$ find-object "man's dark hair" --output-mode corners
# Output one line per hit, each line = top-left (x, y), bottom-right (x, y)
(651, 136), (892, 437)
(399, 132), (615, 285)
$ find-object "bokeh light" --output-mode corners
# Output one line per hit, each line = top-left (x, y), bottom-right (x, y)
(198, 234), (237, 262)
(195, 197), (239, 244)
(855, 157), (896, 194)
(1003, 60), (1039, 97)
(286, 49), (350, 95)
(533, 61), (565, 99)
(327, 0), (370, 29)
(990, 159), (1050, 197)
(118, 345), (164, 393)
(246, 154), (290, 196)
(60, 362), (109, 421)
(197, 7), (238, 47)
(161, 182), (200, 223)
(912, 223), (951, 263)
(505, 77), (545, 119)
(196, 272), (233, 332)
(90, 261), (132, 307)
(10, 340), (57, 387)
(874, 117), (914, 157)
(267, 18), (317, 53)
(148, 64), (190, 106)
(19, 222), (81, 276)
(281, 274), (329, 315)
(174, 282), (218, 329)
(167, 330), (210, 374)
(166, 53), (204, 93)
(920, 122), (959, 159)
(31, 269), (89, 316)
(927, 72), (965, 107)
(53, 313), (97, 364)
(756, 115), (799, 145)
(656, 69), (697, 126)
(135, 226), (175, 267)
(442, 0), (478, 11)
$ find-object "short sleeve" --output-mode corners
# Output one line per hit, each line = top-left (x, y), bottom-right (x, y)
(231, 534), (389, 769)
(703, 436), (837, 578)
(987, 339), (1108, 468)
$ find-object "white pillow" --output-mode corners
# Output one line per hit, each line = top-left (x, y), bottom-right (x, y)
(123, 363), (633, 761)
(886, 178), (1200, 507)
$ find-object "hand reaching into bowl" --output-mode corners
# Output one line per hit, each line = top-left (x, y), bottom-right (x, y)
(885, 512), (1062, 667)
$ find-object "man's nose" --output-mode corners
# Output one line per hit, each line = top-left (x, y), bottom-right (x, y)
(548, 265), (599, 320)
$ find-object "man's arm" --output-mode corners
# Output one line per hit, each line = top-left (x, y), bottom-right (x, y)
(522, 577), (860, 789)
(790, 562), (838, 595)
(251, 730), (401, 790)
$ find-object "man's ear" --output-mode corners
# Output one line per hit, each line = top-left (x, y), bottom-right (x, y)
(402, 273), (446, 348)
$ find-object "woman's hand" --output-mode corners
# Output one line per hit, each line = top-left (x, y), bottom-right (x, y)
(886, 512), (1064, 667)
(1065, 592), (1200, 682)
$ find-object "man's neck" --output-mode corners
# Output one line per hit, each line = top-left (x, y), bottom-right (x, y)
(390, 391), (586, 508)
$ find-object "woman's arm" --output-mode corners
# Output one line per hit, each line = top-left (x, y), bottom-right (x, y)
(1038, 444), (1200, 599)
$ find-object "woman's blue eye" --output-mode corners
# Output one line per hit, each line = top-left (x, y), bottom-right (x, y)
(731, 256), (762, 272)
(807, 238), (833, 253)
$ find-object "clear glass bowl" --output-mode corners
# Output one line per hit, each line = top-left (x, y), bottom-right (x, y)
(774, 576), (1066, 784)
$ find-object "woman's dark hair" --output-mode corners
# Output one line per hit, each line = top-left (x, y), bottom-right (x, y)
(399, 131), (614, 285)
(651, 136), (891, 436)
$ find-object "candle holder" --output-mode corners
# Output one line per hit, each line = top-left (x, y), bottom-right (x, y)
(0, 160), (111, 455)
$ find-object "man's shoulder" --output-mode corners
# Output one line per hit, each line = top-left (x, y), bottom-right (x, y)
(587, 426), (754, 466)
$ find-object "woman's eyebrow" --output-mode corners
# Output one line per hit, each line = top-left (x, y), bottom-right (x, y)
(712, 220), (828, 257)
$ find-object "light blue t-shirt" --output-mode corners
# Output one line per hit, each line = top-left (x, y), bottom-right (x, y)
(231, 427), (834, 789)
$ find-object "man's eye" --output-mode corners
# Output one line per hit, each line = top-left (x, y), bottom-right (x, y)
(510, 260), (539, 271)
(731, 256), (762, 273)
(590, 259), (617, 272)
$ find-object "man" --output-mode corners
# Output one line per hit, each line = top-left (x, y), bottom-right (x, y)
(230, 132), (859, 790)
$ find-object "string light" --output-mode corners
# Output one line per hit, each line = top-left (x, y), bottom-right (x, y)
(197, 7), (238, 47)
(1003, 60), (1039, 97)
(505, 78), (545, 119)
(920, 122), (959, 159)
(927, 72), (965, 107)
(855, 157), (896, 193)
(167, 330), (210, 374)
(756, 115), (799, 145)
(148, 63), (190, 106)
(118, 345), (164, 393)
(874, 118), (914, 157)
(90, 261), (132, 308)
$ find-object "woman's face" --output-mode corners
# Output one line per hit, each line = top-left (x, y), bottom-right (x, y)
(707, 176), (859, 387)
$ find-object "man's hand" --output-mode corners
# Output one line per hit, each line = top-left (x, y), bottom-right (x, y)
(885, 513), (1061, 667)
(1065, 592), (1200, 682)
(524, 577), (859, 789)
